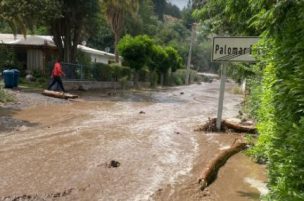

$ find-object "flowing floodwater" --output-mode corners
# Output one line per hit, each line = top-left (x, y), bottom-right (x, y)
(0, 81), (266, 201)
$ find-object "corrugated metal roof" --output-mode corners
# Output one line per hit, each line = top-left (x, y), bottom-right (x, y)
(0, 33), (116, 57)
(7, 35), (55, 47)
(0, 33), (24, 43)
(77, 45), (117, 58)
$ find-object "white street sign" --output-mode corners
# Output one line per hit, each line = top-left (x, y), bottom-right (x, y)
(212, 37), (259, 62)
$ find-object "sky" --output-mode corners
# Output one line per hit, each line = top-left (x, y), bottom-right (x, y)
(168, 0), (189, 10)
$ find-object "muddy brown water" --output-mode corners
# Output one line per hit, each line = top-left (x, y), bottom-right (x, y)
(0, 81), (266, 201)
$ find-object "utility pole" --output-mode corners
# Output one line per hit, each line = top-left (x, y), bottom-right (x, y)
(185, 23), (196, 85)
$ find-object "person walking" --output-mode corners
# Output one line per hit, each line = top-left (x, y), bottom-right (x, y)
(48, 59), (66, 92)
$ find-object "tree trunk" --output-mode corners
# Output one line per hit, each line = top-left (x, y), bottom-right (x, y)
(71, 21), (82, 64)
(114, 33), (120, 63)
(164, 71), (169, 86)
(194, 117), (256, 133)
(150, 70), (158, 88)
(160, 73), (164, 86)
(167, 68), (172, 86)
(198, 141), (248, 191)
(223, 118), (256, 133)
(64, 19), (71, 63)
(51, 20), (64, 60)
(134, 71), (139, 88)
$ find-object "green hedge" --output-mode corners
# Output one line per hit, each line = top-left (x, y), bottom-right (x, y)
(92, 63), (131, 81)
(251, 2), (304, 200)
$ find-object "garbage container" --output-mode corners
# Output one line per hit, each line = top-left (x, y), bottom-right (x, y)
(3, 70), (14, 88)
(12, 69), (20, 87)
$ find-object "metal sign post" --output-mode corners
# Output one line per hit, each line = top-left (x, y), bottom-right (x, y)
(212, 36), (259, 131)
(216, 63), (227, 130)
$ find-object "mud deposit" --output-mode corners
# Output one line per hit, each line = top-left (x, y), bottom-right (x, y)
(0, 81), (266, 201)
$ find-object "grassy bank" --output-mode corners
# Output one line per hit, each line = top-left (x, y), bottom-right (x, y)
(0, 87), (14, 103)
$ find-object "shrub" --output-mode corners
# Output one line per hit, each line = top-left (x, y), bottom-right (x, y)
(110, 64), (131, 81)
(92, 63), (112, 81)
(171, 69), (186, 86)
(118, 35), (154, 86)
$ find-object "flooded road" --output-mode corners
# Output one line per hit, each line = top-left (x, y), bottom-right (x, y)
(0, 81), (266, 201)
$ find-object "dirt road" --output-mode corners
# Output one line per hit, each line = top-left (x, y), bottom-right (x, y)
(0, 81), (266, 201)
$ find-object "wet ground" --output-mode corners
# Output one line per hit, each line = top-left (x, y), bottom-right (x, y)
(0, 81), (267, 201)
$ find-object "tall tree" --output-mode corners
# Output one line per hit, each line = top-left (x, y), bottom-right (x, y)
(164, 2), (181, 18)
(152, 0), (166, 20)
(87, 16), (115, 52)
(125, 0), (159, 36)
(0, 0), (59, 37)
(49, 0), (100, 63)
(193, 0), (257, 35)
(102, 0), (139, 63)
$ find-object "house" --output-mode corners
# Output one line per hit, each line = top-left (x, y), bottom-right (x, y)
(0, 33), (119, 74)
(78, 45), (120, 65)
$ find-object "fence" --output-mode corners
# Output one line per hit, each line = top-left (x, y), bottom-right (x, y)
(61, 63), (85, 80)
(48, 62), (150, 83)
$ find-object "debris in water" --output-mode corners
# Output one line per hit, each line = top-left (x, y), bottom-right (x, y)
(109, 160), (120, 168)
(1, 188), (75, 201)
(195, 118), (220, 132)
(203, 192), (209, 197)
(15, 125), (29, 132)
(180, 92), (184, 95)
(194, 117), (257, 133)
(202, 190), (210, 197)
(175, 131), (181, 135)
(139, 111), (145, 114)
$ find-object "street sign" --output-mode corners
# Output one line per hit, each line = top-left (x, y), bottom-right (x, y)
(212, 36), (259, 130)
(212, 37), (259, 62)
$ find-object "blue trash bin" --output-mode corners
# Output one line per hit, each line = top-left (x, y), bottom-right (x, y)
(3, 70), (14, 88)
(12, 69), (20, 87)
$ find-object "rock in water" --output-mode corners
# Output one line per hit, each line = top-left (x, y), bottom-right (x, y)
(110, 160), (120, 168)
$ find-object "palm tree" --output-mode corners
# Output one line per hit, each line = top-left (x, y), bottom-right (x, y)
(102, 0), (139, 63)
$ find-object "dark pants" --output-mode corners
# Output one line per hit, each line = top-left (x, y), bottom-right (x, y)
(48, 76), (65, 92)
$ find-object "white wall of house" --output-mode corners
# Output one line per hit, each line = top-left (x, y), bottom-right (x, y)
(90, 54), (115, 64)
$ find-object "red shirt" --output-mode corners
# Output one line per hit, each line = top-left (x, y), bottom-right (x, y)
(52, 62), (64, 77)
